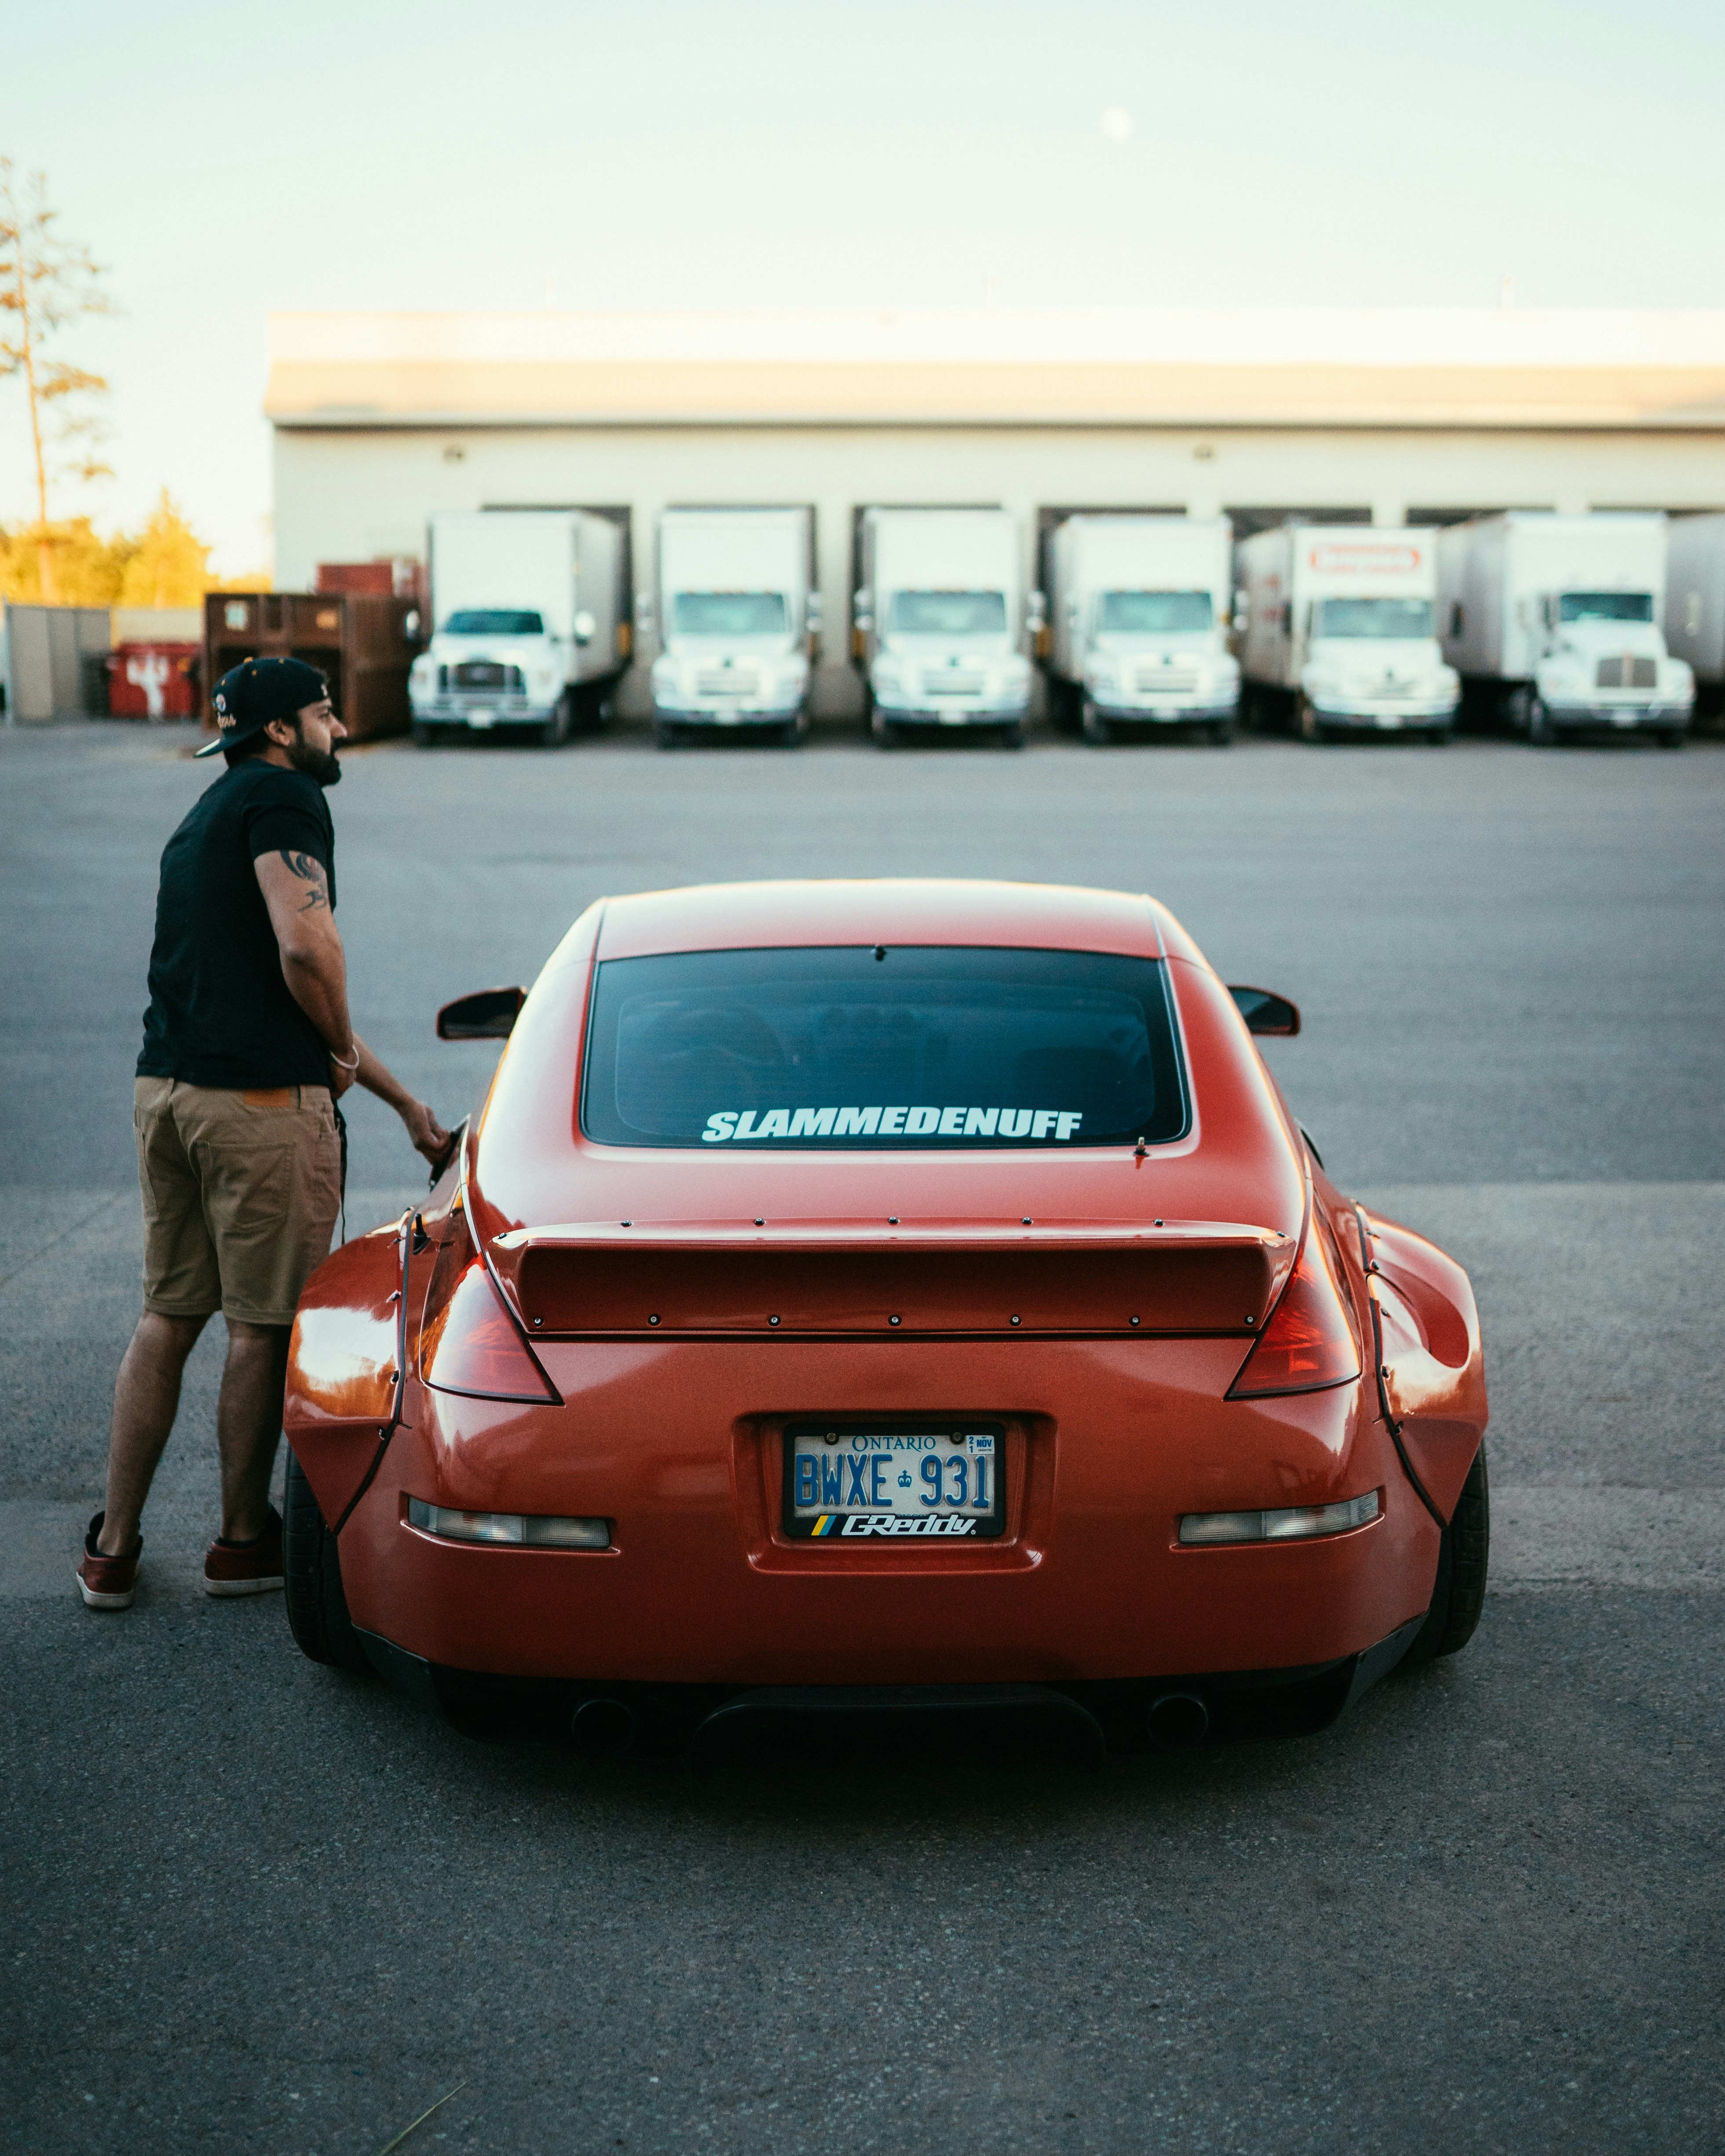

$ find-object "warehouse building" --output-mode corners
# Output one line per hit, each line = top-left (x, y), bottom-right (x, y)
(267, 307), (1725, 715)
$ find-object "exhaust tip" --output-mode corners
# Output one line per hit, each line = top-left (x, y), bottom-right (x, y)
(571, 1696), (637, 1758)
(1146, 1690), (1210, 1750)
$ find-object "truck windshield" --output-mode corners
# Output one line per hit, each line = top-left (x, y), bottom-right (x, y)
(1559, 592), (1654, 623)
(1312, 598), (1432, 639)
(671, 592), (789, 636)
(889, 592), (1008, 636)
(582, 945), (1188, 1151)
(1097, 591), (1213, 634)
(443, 610), (545, 636)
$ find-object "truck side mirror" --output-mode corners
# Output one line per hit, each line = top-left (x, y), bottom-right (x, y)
(1227, 985), (1300, 1037)
(437, 987), (526, 1040)
(572, 610), (596, 645)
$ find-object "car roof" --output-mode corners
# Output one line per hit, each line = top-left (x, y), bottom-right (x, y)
(591, 879), (1199, 963)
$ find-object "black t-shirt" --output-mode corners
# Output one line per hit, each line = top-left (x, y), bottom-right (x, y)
(137, 760), (338, 1089)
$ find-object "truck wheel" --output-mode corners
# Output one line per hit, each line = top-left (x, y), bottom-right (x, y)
(283, 1452), (373, 1674)
(654, 720), (681, 750)
(997, 723), (1024, 750)
(1296, 698), (1323, 743)
(1208, 721), (1235, 746)
(411, 721), (439, 748)
(540, 692), (574, 748)
(1401, 1445), (1490, 1667)
(1426, 727), (1451, 747)
(1526, 697), (1556, 746)
(1080, 702), (1111, 745)
(1657, 728), (1685, 750)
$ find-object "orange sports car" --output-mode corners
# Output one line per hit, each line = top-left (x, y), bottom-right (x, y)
(282, 880), (1488, 1761)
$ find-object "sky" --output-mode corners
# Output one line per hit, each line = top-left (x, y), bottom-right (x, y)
(4, 0), (1725, 572)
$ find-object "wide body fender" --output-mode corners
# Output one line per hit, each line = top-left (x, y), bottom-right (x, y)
(284, 1219), (408, 1527)
(1362, 1209), (1488, 1522)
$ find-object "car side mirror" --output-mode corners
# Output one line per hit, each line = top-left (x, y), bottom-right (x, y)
(437, 987), (526, 1040)
(1228, 985), (1301, 1036)
(572, 610), (596, 645)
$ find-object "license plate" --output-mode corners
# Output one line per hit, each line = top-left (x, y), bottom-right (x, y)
(784, 1422), (1006, 1541)
(468, 708), (495, 727)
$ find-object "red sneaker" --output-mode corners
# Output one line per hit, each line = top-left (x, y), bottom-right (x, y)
(203, 1506), (285, 1597)
(76, 1512), (141, 1610)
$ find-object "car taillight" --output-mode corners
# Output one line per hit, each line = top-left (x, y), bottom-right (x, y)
(1227, 1223), (1360, 1398)
(422, 1242), (559, 1403)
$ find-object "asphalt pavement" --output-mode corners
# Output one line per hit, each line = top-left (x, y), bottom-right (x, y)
(2, 715), (1721, 2155)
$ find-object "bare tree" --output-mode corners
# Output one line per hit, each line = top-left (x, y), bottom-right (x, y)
(0, 160), (115, 602)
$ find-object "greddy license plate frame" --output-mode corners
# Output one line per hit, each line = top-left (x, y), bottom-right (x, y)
(783, 1421), (1008, 1542)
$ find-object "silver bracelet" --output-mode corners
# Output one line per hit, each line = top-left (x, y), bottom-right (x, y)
(330, 1044), (360, 1071)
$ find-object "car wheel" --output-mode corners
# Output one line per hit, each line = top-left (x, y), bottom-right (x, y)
(1402, 1443), (1490, 1667)
(283, 1451), (373, 1674)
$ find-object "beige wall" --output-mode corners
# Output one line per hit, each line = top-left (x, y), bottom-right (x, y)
(273, 420), (1725, 712)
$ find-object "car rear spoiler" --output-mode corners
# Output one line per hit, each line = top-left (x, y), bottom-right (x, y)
(486, 1219), (1295, 1339)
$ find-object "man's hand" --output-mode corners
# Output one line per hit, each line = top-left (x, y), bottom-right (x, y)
(400, 1096), (452, 1169)
(328, 1051), (359, 1101)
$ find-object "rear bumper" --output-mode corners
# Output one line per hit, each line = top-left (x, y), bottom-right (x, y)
(315, 1337), (1441, 1698)
(355, 1615), (1428, 1757)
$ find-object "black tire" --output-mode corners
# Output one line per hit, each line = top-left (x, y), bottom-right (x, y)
(411, 721), (439, 748)
(1527, 698), (1556, 746)
(1209, 720), (1235, 746)
(653, 720), (681, 750)
(1080, 701), (1111, 745)
(1658, 728), (1685, 750)
(1297, 697), (1323, 743)
(997, 722), (1025, 750)
(1426, 727), (1452, 747)
(283, 1451), (373, 1674)
(1402, 1443), (1490, 1667)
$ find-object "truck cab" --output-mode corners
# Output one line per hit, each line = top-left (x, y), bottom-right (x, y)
(855, 508), (1035, 747)
(1524, 588), (1692, 743)
(413, 606), (583, 742)
(650, 508), (817, 747)
(1297, 590), (1459, 741)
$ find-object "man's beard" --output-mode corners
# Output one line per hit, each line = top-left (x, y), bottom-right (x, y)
(286, 731), (342, 787)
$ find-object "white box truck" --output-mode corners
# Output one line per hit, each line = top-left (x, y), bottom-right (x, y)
(854, 508), (1038, 747)
(1437, 512), (1692, 746)
(649, 508), (818, 747)
(409, 510), (629, 747)
(1236, 524), (1459, 743)
(1663, 512), (1725, 715)
(1044, 514), (1239, 745)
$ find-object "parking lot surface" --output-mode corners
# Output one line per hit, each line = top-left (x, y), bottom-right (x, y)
(2, 718), (1721, 2154)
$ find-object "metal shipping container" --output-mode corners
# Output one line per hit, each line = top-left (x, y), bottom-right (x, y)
(202, 592), (423, 743)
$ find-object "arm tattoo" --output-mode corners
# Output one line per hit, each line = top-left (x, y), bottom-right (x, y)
(279, 848), (329, 913)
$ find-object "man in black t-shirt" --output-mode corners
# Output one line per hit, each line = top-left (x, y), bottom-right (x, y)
(77, 658), (450, 1611)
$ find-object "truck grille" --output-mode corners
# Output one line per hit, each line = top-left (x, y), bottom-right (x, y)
(925, 670), (987, 697)
(696, 668), (761, 697)
(450, 661), (523, 691)
(1133, 668), (1200, 694)
(1595, 656), (1657, 689)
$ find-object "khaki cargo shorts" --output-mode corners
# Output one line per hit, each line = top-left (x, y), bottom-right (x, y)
(134, 1077), (342, 1328)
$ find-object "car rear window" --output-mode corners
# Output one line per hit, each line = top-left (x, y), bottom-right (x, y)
(581, 945), (1188, 1150)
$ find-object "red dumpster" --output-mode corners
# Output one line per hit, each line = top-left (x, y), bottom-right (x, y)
(108, 643), (202, 720)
